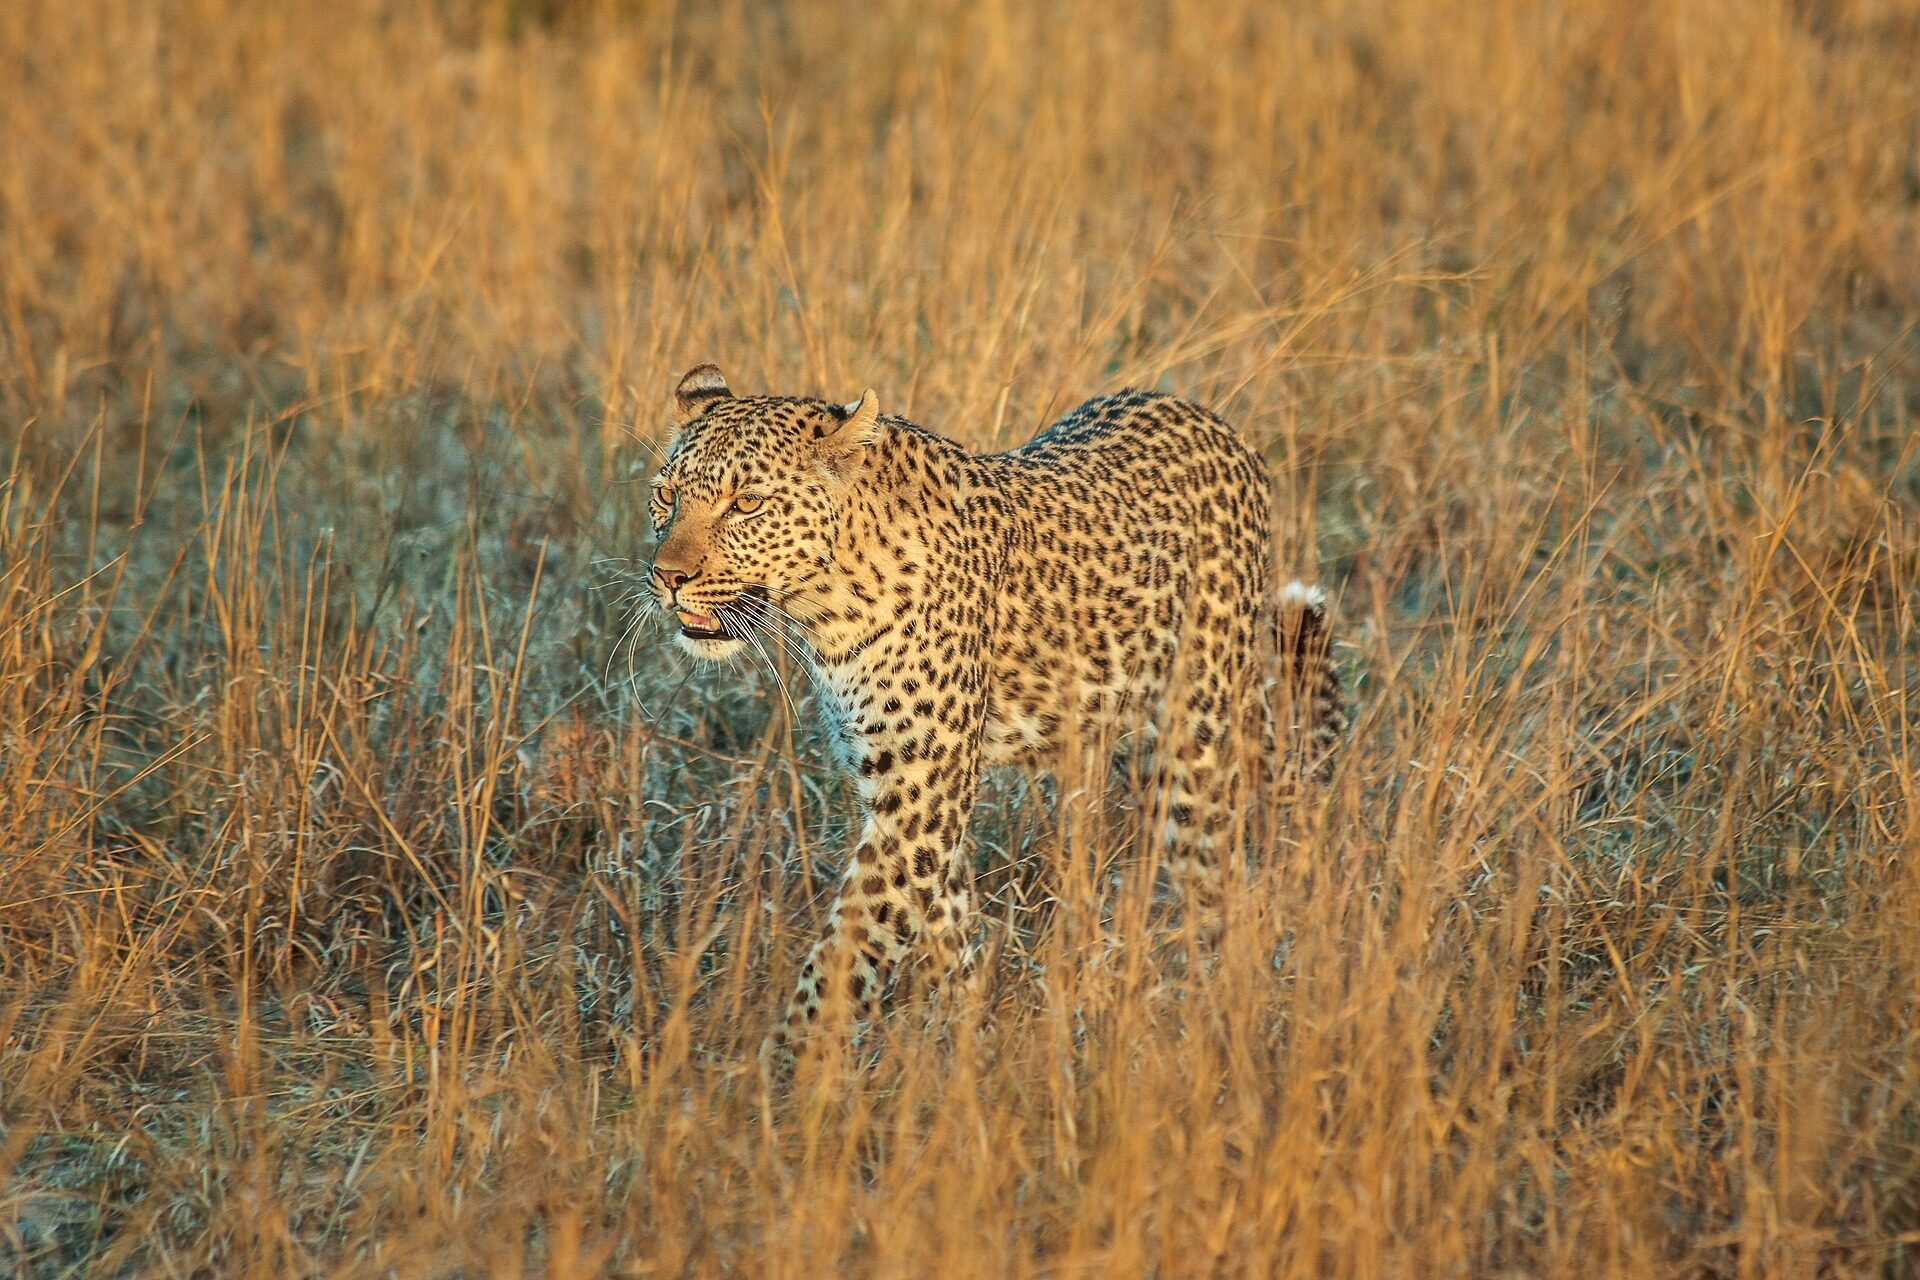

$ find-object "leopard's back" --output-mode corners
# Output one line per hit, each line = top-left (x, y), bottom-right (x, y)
(968, 391), (1273, 766)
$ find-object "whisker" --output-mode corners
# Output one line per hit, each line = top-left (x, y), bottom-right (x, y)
(622, 613), (702, 727)
(733, 596), (796, 647)
(737, 591), (826, 651)
(768, 602), (827, 645)
(607, 600), (655, 688)
(771, 614), (826, 660)
(608, 418), (669, 471)
(592, 574), (651, 610)
(743, 607), (820, 669)
(755, 605), (820, 663)
(718, 602), (803, 729)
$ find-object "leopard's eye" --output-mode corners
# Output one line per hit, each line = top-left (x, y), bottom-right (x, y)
(648, 485), (678, 532)
(732, 493), (767, 516)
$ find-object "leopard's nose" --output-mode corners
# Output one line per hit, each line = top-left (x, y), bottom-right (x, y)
(654, 564), (697, 592)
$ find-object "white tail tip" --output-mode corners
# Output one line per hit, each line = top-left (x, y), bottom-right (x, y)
(1279, 580), (1326, 612)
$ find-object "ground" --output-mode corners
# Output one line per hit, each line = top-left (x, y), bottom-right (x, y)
(2, 0), (1919, 1275)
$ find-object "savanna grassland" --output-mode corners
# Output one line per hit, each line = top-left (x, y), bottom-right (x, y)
(3, 0), (1920, 1274)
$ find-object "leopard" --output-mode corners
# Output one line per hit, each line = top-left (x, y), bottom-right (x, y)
(641, 363), (1346, 1066)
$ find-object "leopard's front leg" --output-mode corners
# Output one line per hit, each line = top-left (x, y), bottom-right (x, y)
(762, 833), (917, 1065)
(765, 665), (987, 1067)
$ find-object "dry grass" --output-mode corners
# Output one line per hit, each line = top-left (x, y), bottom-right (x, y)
(3, 0), (1920, 1274)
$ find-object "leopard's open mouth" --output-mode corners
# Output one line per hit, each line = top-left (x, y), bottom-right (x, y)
(675, 585), (768, 640)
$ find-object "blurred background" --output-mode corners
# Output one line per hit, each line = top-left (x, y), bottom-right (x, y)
(2, 0), (1918, 1274)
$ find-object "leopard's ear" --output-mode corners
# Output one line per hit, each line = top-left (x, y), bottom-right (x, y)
(673, 363), (732, 426)
(815, 387), (882, 456)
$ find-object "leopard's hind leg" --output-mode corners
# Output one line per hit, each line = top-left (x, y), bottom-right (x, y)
(1153, 608), (1260, 946)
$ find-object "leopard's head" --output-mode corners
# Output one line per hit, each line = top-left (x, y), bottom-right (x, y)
(643, 363), (882, 659)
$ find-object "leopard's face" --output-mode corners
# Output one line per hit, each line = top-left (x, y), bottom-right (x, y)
(646, 378), (874, 660)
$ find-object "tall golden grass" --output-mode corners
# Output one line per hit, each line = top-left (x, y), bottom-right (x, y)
(3, 0), (1919, 1273)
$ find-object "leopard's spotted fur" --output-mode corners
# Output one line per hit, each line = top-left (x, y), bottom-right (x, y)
(643, 364), (1345, 1064)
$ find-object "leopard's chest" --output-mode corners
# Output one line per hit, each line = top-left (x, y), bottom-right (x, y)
(806, 659), (864, 777)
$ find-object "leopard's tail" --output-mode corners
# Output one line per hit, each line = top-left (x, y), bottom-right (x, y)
(1271, 580), (1346, 784)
